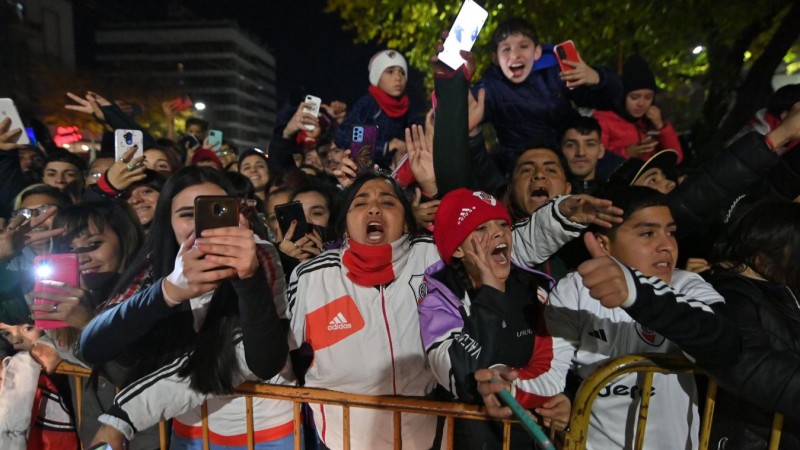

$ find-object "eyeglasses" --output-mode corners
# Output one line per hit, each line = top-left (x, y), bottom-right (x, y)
(215, 150), (234, 157)
(87, 170), (104, 179)
(11, 204), (55, 220)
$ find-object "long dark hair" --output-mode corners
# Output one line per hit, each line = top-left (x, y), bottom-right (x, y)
(711, 198), (800, 293)
(110, 166), (243, 394)
(332, 172), (418, 239)
(53, 202), (144, 276)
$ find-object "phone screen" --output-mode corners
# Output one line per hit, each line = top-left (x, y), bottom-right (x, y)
(275, 201), (310, 242)
(351, 125), (377, 174)
(33, 254), (79, 330)
(437, 0), (489, 70)
(194, 196), (239, 236)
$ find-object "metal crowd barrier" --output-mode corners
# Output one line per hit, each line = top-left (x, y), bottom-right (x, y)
(57, 353), (785, 450)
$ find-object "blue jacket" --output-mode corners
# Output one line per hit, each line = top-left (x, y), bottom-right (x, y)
(333, 93), (418, 169)
(475, 45), (622, 157)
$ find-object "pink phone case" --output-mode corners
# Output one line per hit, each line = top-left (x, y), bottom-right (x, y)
(33, 253), (79, 330)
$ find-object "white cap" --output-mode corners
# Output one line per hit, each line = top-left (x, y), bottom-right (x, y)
(368, 50), (408, 86)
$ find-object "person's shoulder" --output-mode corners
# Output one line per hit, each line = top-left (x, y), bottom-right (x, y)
(670, 269), (725, 305)
(294, 250), (343, 279)
(550, 271), (589, 306)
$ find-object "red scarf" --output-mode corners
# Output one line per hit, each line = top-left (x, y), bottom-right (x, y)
(368, 85), (409, 118)
(343, 236), (410, 286)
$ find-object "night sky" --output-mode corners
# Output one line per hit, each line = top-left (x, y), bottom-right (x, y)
(86, 0), (393, 109)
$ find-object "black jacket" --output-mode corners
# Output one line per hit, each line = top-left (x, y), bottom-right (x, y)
(702, 269), (800, 449)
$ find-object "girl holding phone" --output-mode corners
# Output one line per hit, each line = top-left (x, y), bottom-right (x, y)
(80, 166), (297, 450)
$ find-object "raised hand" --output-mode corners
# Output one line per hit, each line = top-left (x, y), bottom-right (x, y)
(107, 145), (146, 190)
(28, 281), (95, 330)
(333, 150), (358, 188)
(405, 124), (437, 195)
(558, 195), (624, 228)
(321, 101), (347, 123)
(461, 235), (503, 291)
(0, 117), (24, 150)
(645, 106), (664, 130)
(277, 221), (323, 261)
(0, 208), (64, 263)
(411, 187), (440, 228)
(559, 59), (600, 88)
(163, 234), (237, 304)
(196, 214), (259, 279)
(283, 102), (320, 139)
(578, 232), (629, 308)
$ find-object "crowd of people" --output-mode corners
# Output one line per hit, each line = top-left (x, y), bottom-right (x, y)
(1, 15), (800, 450)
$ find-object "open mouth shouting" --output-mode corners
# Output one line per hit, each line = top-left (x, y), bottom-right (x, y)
(490, 242), (509, 265)
(529, 187), (550, 205)
(508, 62), (527, 79)
(366, 221), (385, 243)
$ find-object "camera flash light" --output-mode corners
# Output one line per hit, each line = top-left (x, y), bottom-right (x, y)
(36, 263), (53, 279)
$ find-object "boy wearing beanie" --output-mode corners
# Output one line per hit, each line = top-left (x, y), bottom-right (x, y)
(333, 49), (419, 169)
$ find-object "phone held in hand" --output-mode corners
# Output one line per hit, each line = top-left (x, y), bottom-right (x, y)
(554, 40), (581, 73)
(646, 130), (661, 138)
(303, 95), (322, 131)
(194, 196), (239, 236)
(0, 98), (31, 145)
(33, 254), (79, 330)
(351, 125), (377, 175)
(438, 0), (489, 70)
(275, 201), (311, 242)
(114, 129), (144, 161)
(207, 129), (223, 151)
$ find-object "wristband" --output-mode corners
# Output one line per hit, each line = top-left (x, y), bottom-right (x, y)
(96, 172), (122, 197)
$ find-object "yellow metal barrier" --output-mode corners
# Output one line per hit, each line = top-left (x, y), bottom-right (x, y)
(57, 363), (521, 450)
(57, 354), (785, 450)
(560, 353), (785, 450)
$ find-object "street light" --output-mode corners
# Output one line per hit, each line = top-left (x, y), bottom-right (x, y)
(692, 46), (704, 55)
(195, 102), (206, 111)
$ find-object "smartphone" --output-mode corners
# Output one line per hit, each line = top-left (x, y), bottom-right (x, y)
(207, 129), (223, 151)
(303, 95), (322, 131)
(33, 254), (79, 330)
(646, 130), (661, 138)
(391, 153), (415, 187)
(275, 201), (310, 242)
(554, 40), (581, 74)
(497, 389), (557, 450)
(114, 129), (144, 161)
(194, 196), (239, 236)
(437, 0), (489, 70)
(172, 95), (193, 113)
(351, 125), (377, 174)
(0, 98), (30, 145)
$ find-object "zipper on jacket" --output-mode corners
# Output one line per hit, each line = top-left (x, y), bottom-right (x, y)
(380, 285), (398, 395)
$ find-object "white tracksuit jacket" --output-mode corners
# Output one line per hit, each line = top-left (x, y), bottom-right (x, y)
(288, 197), (584, 450)
(546, 267), (725, 450)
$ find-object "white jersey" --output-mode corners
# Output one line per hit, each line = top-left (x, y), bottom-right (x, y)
(546, 269), (724, 450)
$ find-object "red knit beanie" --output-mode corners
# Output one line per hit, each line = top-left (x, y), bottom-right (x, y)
(433, 188), (511, 265)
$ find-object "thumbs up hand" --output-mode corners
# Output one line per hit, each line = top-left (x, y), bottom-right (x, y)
(577, 232), (630, 308)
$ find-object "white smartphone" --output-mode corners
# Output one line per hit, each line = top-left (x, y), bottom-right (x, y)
(303, 95), (322, 131)
(114, 129), (144, 161)
(0, 98), (30, 145)
(437, 0), (489, 70)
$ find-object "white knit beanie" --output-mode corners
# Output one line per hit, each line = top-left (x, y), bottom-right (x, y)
(368, 50), (408, 86)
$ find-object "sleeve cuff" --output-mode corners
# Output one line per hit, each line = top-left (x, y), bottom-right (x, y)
(98, 413), (136, 440)
(552, 196), (588, 231)
(617, 262), (638, 308)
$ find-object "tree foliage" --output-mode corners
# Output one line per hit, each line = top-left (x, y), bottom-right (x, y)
(327, 0), (800, 159)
